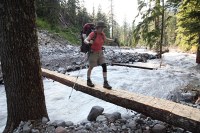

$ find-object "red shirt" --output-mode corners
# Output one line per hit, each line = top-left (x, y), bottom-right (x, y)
(88, 32), (106, 52)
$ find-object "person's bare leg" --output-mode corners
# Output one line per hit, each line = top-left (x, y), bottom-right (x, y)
(102, 63), (112, 89)
(87, 66), (93, 79)
(87, 66), (94, 87)
(103, 72), (107, 81)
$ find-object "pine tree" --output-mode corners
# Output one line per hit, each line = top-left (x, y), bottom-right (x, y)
(176, 0), (200, 63)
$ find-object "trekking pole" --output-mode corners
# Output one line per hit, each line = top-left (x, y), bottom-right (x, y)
(115, 41), (129, 72)
(68, 53), (88, 99)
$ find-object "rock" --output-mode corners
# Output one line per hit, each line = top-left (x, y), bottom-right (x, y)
(135, 129), (143, 133)
(135, 118), (144, 124)
(181, 92), (196, 102)
(137, 114), (147, 119)
(52, 120), (66, 127)
(57, 67), (66, 74)
(118, 118), (127, 124)
(122, 114), (132, 120)
(85, 123), (92, 130)
(55, 126), (67, 133)
(75, 126), (84, 131)
(110, 125), (117, 132)
(31, 129), (40, 133)
(87, 106), (104, 121)
(122, 125), (127, 130)
(152, 124), (166, 133)
(42, 117), (49, 124)
(23, 124), (31, 133)
(143, 129), (151, 133)
(127, 120), (137, 130)
(65, 121), (74, 127)
(176, 128), (184, 133)
(75, 130), (88, 133)
(96, 115), (107, 123)
(46, 126), (56, 133)
(112, 112), (122, 120)
(45, 63), (50, 66)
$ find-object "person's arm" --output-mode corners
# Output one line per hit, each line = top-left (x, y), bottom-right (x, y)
(84, 36), (91, 44)
(105, 37), (114, 43)
(105, 37), (120, 46)
(84, 33), (94, 45)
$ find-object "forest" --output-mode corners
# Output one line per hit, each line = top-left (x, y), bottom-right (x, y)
(36, 0), (200, 53)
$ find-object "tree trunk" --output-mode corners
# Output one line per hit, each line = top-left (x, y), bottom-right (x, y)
(196, 33), (200, 64)
(0, 1), (49, 132)
(155, 0), (161, 56)
(160, 0), (164, 59)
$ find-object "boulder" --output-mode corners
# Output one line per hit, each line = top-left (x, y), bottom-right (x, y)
(87, 106), (104, 121)
(55, 126), (67, 133)
(152, 124), (166, 133)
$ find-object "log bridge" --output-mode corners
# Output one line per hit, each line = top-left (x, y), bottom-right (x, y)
(42, 68), (200, 133)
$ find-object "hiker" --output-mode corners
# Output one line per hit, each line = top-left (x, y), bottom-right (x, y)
(84, 21), (116, 89)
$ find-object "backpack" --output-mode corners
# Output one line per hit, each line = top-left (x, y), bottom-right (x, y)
(80, 23), (95, 53)
(80, 23), (105, 53)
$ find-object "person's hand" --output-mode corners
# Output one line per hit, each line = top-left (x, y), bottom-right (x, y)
(114, 38), (120, 46)
(89, 40), (94, 45)
(114, 38), (119, 43)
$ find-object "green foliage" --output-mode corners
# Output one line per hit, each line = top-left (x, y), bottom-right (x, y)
(176, 0), (200, 51)
(35, 0), (61, 26)
(36, 18), (79, 44)
(165, 13), (177, 46)
(36, 18), (51, 30)
(133, 0), (163, 49)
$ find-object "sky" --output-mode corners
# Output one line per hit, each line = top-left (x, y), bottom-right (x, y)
(83, 0), (140, 26)
(0, 50), (199, 132)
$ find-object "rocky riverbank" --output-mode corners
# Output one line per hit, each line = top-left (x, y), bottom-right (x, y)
(13, 106), (190, 133)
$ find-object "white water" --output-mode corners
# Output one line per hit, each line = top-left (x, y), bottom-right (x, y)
(0, 52), (199, 132)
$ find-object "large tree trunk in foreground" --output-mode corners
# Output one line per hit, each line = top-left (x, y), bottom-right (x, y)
(0, 1), (48, 132)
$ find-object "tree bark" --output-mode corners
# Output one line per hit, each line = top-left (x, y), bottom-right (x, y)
(196, 33), (200, 64)
(160, 0), (164, 59)
(0, 1), (48, 132)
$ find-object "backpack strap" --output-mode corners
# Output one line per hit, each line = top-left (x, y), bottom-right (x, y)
(91, 31), (105, 42)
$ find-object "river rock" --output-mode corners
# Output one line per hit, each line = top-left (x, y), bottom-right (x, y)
(65, 121), (74, 127)
(127, 120), (137, 130)
(55, 126), (67, 133)
(87, 106), (104, 121)
(152, 124), (166, 133)
(96, 115), (107, 123)
(42, 117), (49, 124)
(52, 120), (66, 127)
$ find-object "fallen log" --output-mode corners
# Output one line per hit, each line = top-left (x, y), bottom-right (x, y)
(155, 49), (169, 58)
(42, 68), (200, 133)
(111, 63), (157, 70)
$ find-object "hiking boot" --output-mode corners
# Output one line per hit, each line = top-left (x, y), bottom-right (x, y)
(103, 81), (112, 89)
(87, 79), (95, 87)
